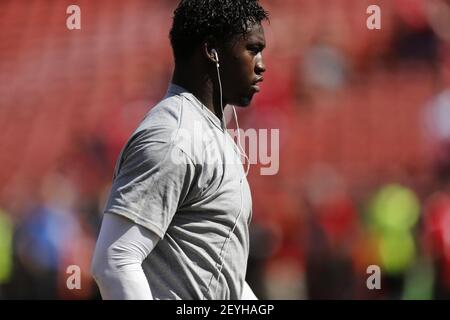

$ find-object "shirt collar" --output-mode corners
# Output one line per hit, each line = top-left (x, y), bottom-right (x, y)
(166, 83), (187, 96)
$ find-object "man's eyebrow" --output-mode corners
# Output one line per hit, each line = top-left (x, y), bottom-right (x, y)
(248, 40), (266, 49)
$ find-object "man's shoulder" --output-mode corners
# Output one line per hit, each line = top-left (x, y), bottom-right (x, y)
(138, 94), (183, 131)
(123, 93), (205, 163)
(136, 93), (205, 132)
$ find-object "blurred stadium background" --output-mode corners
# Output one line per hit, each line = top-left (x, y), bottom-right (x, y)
(1, 0), (450, 299)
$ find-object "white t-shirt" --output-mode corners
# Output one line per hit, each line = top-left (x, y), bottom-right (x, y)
(104, 83), (252, 299)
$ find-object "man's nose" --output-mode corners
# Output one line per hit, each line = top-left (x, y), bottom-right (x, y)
(255, 55), (266, 74)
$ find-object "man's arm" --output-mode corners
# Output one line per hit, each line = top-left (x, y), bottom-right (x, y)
(91, 213), (160, 300)
(241, 281), (258, 300)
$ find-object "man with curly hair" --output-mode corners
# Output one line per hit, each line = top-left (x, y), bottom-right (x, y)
(91, 0), (268, 300)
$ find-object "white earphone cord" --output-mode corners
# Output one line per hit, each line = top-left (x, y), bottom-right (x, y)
(202, 54), (251, 299)
(215, 55), (250, 175)
(232, 106), (251, 176)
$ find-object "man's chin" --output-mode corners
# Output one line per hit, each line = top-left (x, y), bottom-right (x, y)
(235, 95), (254, 107)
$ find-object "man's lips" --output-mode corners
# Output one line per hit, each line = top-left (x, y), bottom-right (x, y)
(254, 77), (264, 84)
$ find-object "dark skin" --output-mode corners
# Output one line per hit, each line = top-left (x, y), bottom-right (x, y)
(172, 22), (266, 120)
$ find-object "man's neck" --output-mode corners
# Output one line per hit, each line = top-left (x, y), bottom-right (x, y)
(172, 65), (223, 120)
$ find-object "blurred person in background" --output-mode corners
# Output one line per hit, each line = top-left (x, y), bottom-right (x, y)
(422, 3), (450, 294)
(366, 183), (421, 299)
(0, 209), (13, 298)
(91, 0), (268, 300)
(303, 165), (360, 299)
(7, 173), (96, 299)
(423, 182), (450, 299)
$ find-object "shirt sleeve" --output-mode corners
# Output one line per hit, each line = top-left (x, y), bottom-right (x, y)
(91, 213), (159, 300)
(103, 129), (196, 238)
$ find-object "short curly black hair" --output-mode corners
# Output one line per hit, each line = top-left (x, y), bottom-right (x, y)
(169, 0), (269, 63)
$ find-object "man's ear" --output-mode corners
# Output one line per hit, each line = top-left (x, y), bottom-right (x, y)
(204, 40), (219, 65)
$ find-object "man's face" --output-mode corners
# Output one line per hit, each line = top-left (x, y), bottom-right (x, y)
(219, 22), (266, 107)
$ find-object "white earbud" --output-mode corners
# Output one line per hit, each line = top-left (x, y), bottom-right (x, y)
(211, 49), (219, 67)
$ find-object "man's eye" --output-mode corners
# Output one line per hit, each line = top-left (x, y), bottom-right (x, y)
(249, 48), (260, 55)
